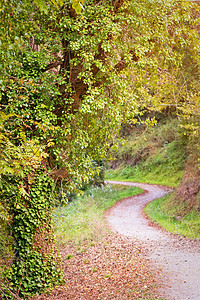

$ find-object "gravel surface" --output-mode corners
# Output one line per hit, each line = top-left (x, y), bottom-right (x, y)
(105, 180), (200, 300)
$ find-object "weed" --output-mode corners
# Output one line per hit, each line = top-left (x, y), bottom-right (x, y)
(65, 254), (73, 260)
(104, 273), (111, 278)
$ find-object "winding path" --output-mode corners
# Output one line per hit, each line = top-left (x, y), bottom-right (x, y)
(105, 180), (200, 300)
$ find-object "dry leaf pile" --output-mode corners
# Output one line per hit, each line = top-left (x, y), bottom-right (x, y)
(33, 233), (161, 299)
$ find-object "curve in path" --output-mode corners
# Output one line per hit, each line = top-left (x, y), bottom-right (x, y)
(105, 180), (200, 300)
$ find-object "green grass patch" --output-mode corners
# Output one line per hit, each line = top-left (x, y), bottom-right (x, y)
(106, 118), (187, 187)
(144, 194), (200, 240)
(106, 140), (185, 187)
(105, 167), (184, 187)
(54, 184), (143, 245)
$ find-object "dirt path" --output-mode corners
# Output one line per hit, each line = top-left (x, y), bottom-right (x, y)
(105, 180), (200, 300)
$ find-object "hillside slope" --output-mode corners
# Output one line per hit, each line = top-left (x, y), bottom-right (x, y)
(106, 118), (200, 239)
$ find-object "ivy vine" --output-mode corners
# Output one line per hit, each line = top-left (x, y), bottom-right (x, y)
(3, 174), (64, 298)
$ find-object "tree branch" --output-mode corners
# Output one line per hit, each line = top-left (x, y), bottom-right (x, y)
(43, 61), (62, 72)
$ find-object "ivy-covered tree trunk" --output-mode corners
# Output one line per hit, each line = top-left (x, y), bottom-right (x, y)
(4, 174), (64, 298)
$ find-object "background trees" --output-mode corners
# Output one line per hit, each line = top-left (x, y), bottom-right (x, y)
(0, 0), (199, 297)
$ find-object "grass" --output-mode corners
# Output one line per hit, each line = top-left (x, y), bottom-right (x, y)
(54, 184), (143, 245)
(106, 140), (186, 187)
(144, 194), (200, 240)
(106, 118), (187, 187)
(105, 166), (184, 187)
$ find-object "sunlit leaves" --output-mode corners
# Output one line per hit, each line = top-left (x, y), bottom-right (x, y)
(33, 0), (84, 13)
(0, 113), (47, 177)
(71, 0), (84, 14)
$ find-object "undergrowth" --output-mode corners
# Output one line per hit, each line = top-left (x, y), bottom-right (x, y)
(54, 184), (142, 245)
(145, 195), (200, 240)
(106, 119), (187, 187)
(106, 140), (185, 186)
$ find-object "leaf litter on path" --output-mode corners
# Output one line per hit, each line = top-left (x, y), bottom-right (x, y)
(32, 233), (161, 299)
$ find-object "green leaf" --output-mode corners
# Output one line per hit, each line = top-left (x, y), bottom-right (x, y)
(71, 0), (84, 14)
